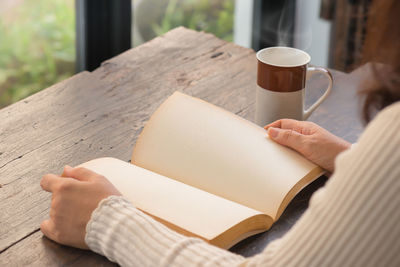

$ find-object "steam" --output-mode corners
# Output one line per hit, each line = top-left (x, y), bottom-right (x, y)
(277, 0), (295, 47)
(253, 0), (313, 50)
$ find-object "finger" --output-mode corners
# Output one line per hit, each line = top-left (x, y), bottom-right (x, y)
(268, 127), (305, 152)
(40, 174), (62, 192)
(264, 119), (284, 130)
(264, 119), (302, 130)
(265, 119), (312, 134)
(61, 165), (73, 178)
(63, 166), (99, 182)
(40, 219), (57, 241)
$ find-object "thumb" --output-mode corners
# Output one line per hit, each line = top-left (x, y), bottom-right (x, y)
(40, 219), (57, 241)
(62, 166), (97, 182)
(268, 127), (304, 152)
(61, 165), (73, 178)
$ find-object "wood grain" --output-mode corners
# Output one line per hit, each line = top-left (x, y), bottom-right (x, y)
(0, 27), (364, 265)
(0, 231), (116, 267)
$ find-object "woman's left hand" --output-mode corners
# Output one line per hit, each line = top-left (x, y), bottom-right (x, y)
(40, 166), (121, 249)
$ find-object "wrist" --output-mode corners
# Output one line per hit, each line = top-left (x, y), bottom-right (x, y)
(341, 140), (352, 152)
(85, 195), (132, 256)
(329, 139), (352, 173)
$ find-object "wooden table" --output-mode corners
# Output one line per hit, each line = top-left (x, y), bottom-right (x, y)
(0, 27), (364, 265)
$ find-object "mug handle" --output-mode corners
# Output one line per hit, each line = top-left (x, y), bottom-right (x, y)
(303, 66), (333, 120)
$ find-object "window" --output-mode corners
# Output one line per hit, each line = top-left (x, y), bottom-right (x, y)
(132, 0), (235, 47)
(0, 0), (75, 108)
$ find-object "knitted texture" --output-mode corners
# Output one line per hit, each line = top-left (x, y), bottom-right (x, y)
(86, 102), (400, 267)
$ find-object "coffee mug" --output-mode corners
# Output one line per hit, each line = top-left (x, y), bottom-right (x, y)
(255, 47), (332, 126)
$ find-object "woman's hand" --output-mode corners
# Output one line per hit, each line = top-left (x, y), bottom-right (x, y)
(40, 166), (121, 249)
(265, 119), (351, 173)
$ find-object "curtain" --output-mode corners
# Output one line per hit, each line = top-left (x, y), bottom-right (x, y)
(321, 0), (373, 72)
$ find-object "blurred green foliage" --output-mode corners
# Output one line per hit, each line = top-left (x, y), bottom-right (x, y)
(0, 0), (75, 108)
(153, 0), (233, 41)
(0, 0), (233, 108)
(137, 0), (234, 43)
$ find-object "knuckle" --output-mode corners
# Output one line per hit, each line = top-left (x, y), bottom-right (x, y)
(302, 139), (315, 157)
(49, 208), (63, 223)
(306, 121), (319, 132)
(306, 122), (318, 131)
(51, 196), (60, 210)
(51, 211), (64, 224)
(282, 130), (293, 142)
(50, 199), (62, 219)
(57, 181), (72, 193)
(53, 183), (61, 193)
(298, 121), (315, 134)
(49, 207), (56, 219)
(93, 174), (106, 182)
(75, 167), (86, 174)
(307, 121), (317, 127)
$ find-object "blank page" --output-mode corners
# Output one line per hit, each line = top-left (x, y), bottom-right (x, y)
(80, 157), (266, 241)
(132, 92), (323, 219)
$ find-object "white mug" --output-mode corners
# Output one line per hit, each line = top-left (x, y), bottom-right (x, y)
(255, 47), (333, 126)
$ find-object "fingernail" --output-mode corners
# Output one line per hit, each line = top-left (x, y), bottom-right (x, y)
(268, 127), (279, 138)
(64, 165), (72, 171)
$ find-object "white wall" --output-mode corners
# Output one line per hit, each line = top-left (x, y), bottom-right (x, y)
(233, 0), (331, 67)
(294, 0), (331, 67)
(233, 0), (253, 48)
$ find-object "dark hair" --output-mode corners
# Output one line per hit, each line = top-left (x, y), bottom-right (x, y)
(360, 0), (400, 122)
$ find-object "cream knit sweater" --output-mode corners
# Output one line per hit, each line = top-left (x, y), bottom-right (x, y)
(85, 102), (400, 267)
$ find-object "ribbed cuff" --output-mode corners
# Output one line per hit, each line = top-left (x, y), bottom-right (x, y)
(84, 195), (245, 266)
(85, 195), (194, 266)
(85, 195), (131, 263)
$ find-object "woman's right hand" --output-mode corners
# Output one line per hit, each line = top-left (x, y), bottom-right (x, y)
(265, 119), (351, 173)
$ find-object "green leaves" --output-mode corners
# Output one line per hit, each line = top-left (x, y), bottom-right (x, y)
(0, 0), (235, 108)
(0, 0), (75, 108)
(151, 0), (234, 42)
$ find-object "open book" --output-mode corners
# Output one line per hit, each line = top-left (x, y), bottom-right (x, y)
(80, 92), (324, 249)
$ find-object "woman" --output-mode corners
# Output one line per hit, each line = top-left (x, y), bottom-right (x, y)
(40, 1), (399, 266)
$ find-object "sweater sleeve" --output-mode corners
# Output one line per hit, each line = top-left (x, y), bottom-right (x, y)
(85, 103), (400, 267)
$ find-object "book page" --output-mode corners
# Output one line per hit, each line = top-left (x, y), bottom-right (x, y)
(80, 157), (271, 248)
(132, 92), (324, 220)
